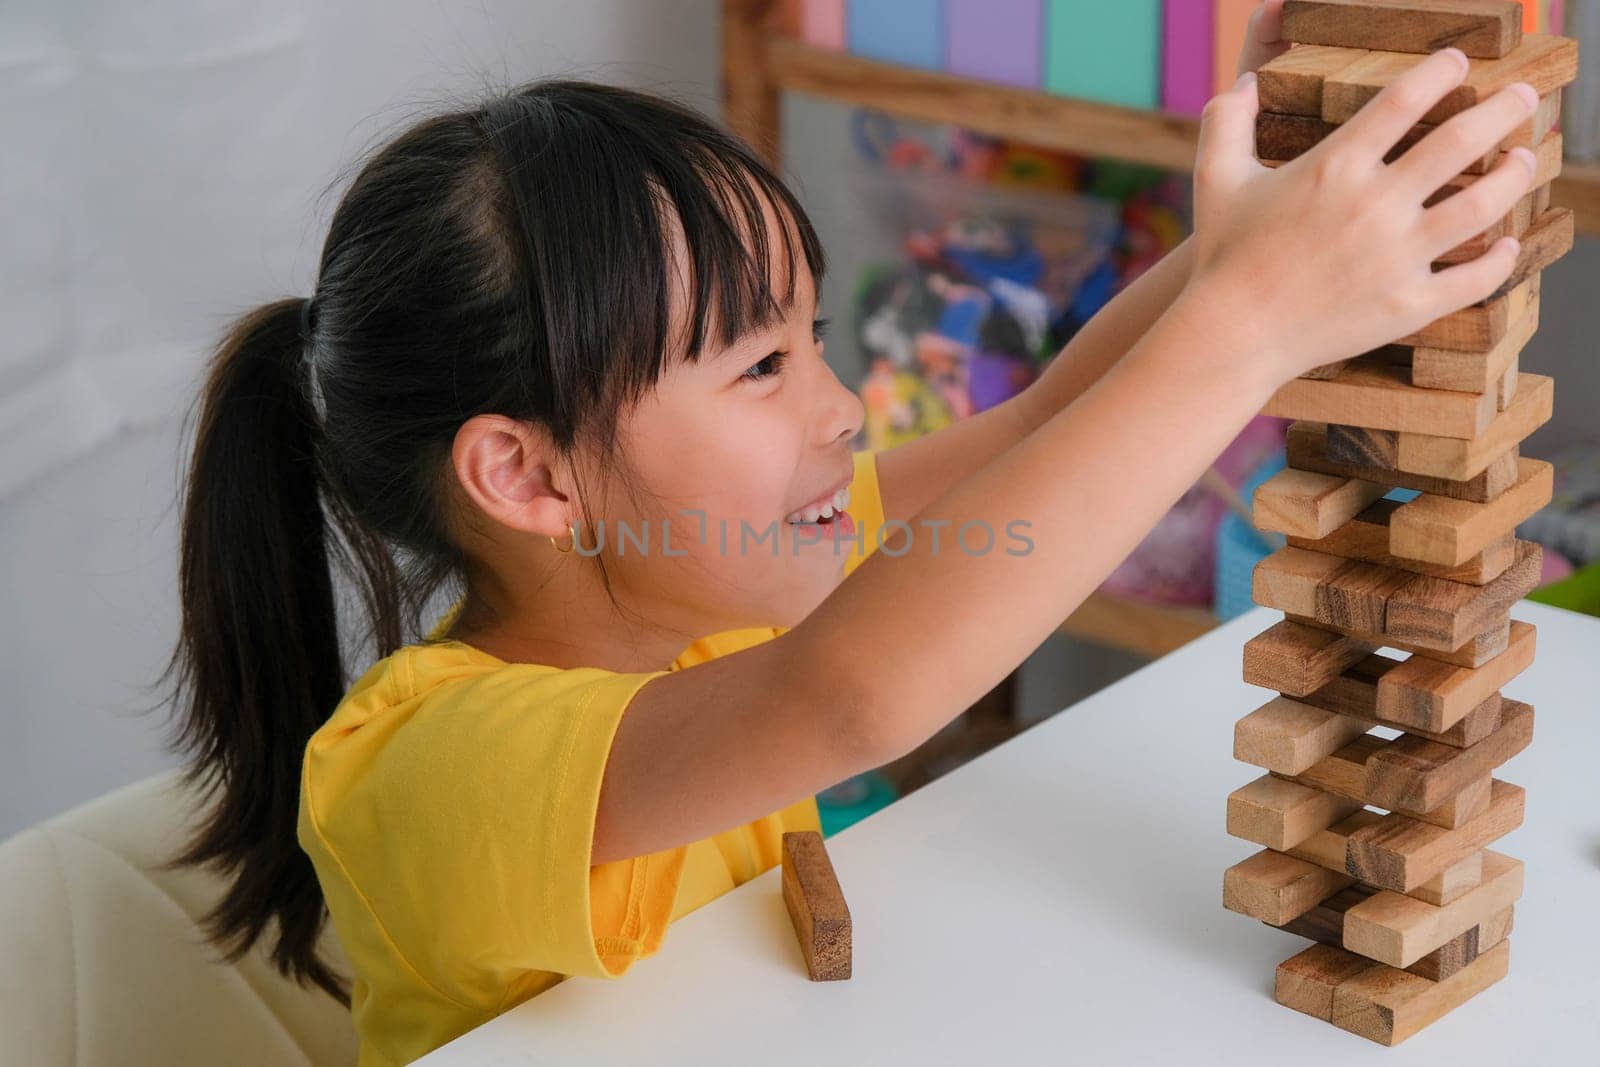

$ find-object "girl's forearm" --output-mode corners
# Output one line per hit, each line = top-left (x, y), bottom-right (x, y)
(1016, 237), (1196, 432)
(796, 283), (1273, 763)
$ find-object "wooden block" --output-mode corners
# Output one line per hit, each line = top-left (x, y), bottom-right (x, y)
(1258, 43), (1370, 116)
(1476, 205), (1574, 305)
(1276, 942), (1381, 1021)
(781, 830), (851, 981)
(1322, 34), (1578, 124)
(1225, 848), (1355, 925)
(1279, 882), (1486, 972)
(1342, 851), (1523, 967)
(1287, 611), (1510, 668)
(1253, 468), (1388, 539)
(1318, 559), (1415, 634)
(1235, 695), (1372, 775)
(1256, 111), (1340, 161)
(1389, 375), (1553, 481)
(1253, 547), (1347, 616)
(1281, 735), (1494, 829)
(1263, 360), (1499, 439)
(1281, 1), (1521, 59)
(1254, 544), (1532, 655)
(1395, 275), (1539, 352)
(1298, 652), (1506, 746)
(1410, 298), (1537, 392)
(1384, 540), (1541, 650)
(1346, 780), (1525, 893)
(1362, 702), (1533, 814)
(1377, 620), (1536, 731)
(1290, 421), (1519, 504)
(1291, 500), (1517, 586)
(1411, 850), (1485, 908)
(1229, 774), (1361, 851)
(1243, 618), (1375, 698)
(1286, 808), (1382, 870)
(1495, 356), (1519, 411)
(1331, 940), (1511, 1045)
(1390, 459), (1553, 566)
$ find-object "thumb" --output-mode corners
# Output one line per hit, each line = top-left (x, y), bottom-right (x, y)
(1195, 72), (1261, 199)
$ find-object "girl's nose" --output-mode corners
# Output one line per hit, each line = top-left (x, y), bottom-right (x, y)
(816, 362), (865, 447)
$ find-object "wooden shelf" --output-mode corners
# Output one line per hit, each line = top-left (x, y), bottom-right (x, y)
(758, 37), (1600, 237)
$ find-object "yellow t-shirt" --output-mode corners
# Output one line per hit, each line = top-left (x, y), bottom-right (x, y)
(297, 449), (888, 1066)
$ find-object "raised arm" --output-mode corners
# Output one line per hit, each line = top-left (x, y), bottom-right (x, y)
(594, 52), (1540, 864)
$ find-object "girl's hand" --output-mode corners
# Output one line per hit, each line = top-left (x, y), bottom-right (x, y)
(1237, 0), (1290, 79)
(1187, 48), (1539, 384)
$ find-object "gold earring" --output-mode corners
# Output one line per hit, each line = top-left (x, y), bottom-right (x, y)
(550, 522), (578, 554)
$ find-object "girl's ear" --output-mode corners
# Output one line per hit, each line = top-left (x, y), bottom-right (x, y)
(450, 414), (573, 539)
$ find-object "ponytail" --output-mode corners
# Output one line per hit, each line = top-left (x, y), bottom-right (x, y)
(158, 297), (354, 1004)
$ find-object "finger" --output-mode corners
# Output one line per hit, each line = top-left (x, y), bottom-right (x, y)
(1391, 82), (1539, 198)
(1324, 48), (1470, 161)
(1420, 146), (1537, 260)
(1254, 0), (1287, 45)
(1428, 235), (1522, 311)
(1196, 72), (1262, 196)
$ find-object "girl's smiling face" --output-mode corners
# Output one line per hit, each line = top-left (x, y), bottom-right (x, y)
(598, 258), (866, 633)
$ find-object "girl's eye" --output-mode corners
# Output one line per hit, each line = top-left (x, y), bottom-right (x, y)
(740, 319), (828, 383)
(742, 350), (788, 382)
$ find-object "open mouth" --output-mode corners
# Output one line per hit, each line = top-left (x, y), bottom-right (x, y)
(784, 484), (851, 527)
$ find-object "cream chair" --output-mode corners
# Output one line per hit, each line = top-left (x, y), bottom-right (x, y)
(0, 771), (358, 1065)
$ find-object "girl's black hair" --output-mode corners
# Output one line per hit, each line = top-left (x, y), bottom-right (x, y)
(154, 79), (825, 1004)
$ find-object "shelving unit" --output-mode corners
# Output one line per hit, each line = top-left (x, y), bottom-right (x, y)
(725, 7), (1600, 235)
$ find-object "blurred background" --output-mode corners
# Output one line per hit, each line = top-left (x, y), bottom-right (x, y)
(4, 0), (1598, 838)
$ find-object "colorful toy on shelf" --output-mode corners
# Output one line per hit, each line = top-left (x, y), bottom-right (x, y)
(1224, 5), (1576, 1044)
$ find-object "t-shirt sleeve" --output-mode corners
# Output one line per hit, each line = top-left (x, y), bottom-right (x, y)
(306, 663), (682, 1002)
(842, 448), (889, 579)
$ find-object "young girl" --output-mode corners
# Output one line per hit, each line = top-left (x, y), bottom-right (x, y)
(162, 31), (1540, 1067)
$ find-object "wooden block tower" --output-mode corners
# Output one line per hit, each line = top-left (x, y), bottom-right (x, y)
(1222, 1), (1578, 1046)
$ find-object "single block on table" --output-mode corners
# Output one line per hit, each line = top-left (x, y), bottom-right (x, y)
(781, 830), (851, 981)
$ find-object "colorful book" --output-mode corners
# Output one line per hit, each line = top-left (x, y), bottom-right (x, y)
(848, 0), (946, 69)
(1163, 0), (1215, 115)
(1044, 0), (1163, 109)
(946, 0), (1043, 88)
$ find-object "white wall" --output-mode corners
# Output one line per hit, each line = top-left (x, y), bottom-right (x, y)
(0, 0), (722, 837)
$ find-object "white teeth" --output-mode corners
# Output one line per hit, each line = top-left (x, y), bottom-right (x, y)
(786, 484), (851, 524)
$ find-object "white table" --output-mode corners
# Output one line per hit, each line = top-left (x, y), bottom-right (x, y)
(421, 603), (1600, 1065)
